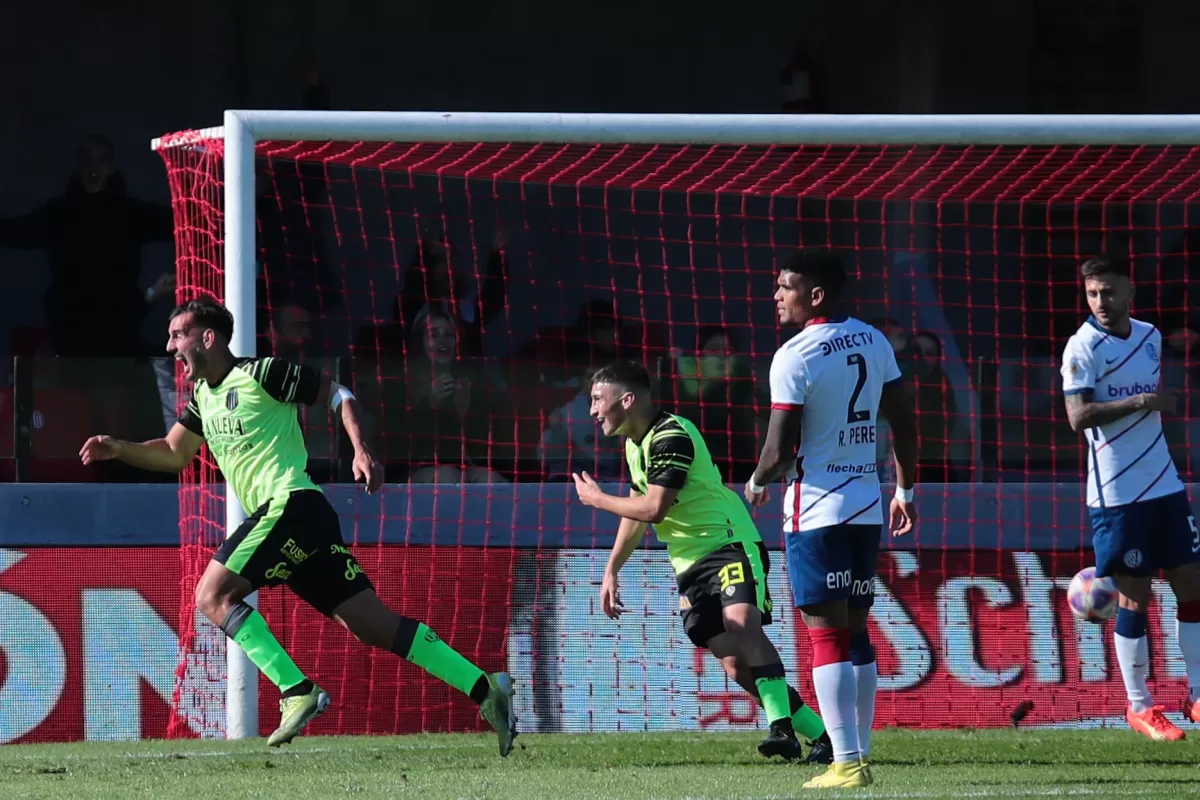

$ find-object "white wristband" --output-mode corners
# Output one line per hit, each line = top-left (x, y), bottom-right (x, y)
(748, 477), (766, 495)
(329, 381), (355, 412)
(895, 485), (914, 504)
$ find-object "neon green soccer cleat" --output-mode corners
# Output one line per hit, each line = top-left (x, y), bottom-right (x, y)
(479, 672), (517, 757)
(268, 685), (331, 747)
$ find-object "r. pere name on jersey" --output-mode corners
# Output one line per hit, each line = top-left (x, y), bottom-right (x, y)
(1061, 316), (1182, 507)
(767, 317), (901, 531)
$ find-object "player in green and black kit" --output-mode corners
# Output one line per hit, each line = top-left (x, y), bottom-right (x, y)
(79, 298), (517, 753)
(572, 360), (832, 763)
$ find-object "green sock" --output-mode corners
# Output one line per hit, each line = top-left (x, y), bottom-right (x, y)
(229, 608), (307, 692)
(396, 621), (487, 697)
(752, 664), (792, 725)
(788, 685), (827, 741)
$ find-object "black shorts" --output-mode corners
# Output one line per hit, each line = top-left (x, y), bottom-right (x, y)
(676, 541), (773, 648)
(213, 489), (373, 617)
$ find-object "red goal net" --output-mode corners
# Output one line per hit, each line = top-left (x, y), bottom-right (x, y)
(156, 136), (1200, 737)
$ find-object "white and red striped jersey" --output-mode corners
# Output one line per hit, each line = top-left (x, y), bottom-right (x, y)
(769, 316), (902, 532)
(1060, 316), (1183, 508)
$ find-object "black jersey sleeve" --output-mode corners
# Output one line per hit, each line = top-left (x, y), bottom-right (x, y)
(244, 357), (323, 406)
(644, 426), (695, 490)
(178, 397), (205, 437)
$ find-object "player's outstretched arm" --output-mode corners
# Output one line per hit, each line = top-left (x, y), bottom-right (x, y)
(1063, 390), (1174, 432)
(601, 508), (650, 619)
(750, 346), (807, 505)
(313, 374), (383, 494)
(880, 381), (918, 536)
(572, 471), (679, 523)
(880, 381), (918, 491)
(79, 423), (203, 474)
(746, 406), (802, 506)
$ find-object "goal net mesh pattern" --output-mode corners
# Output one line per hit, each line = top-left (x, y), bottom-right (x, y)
(156, 135), (1200, 737)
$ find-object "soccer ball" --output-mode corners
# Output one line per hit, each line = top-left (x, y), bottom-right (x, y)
(1066, 566), (1119, 622)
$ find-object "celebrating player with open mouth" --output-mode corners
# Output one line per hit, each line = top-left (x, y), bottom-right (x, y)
(745, 248), (918, 790)
(572, 360), (833, 764)
(1060, 255), (1200, 741)
(80, 298), (517, 754)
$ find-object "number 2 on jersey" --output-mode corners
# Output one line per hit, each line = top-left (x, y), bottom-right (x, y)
(845, 353), (871, 424)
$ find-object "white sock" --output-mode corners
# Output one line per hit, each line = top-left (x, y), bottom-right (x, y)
(812, 661), (858, 763)
(854, 662), (878, 758)
(1114, 632), (1152, 712)
(1177, 620), (1200, 703)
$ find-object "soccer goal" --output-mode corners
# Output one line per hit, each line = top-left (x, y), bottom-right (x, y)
(153, 112), (1200, 740)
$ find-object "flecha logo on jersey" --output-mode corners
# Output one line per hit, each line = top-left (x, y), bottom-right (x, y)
(1107, 381), (1159, 399)
(225, 389), (238, 411)
(826, 462), (876, 475)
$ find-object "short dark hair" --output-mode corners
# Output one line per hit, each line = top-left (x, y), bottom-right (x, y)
(591, 360), (652, 394)
(696, 324), (735, 350)
(780, 247), (846, 297)
(1080, 255), (1130, 281)
(913, 330), (943, 357)
(76, 134), (115, 160)
(170, 298), (235, 342)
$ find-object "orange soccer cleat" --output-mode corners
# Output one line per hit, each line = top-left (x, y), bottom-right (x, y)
(1183, 697), (1200, 726)
(1126, 705), (1186, 741)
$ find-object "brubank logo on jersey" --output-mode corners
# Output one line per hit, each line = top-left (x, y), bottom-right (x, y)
(1107, 380), (1160, 399)
(818, 330), (875, 357)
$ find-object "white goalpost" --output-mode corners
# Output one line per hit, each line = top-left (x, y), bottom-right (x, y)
(156, 109), (1200, 740)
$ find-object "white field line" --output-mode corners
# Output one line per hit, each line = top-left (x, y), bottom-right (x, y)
(668, 790), (1200, 800)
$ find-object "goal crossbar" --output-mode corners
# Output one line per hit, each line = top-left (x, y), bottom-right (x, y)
(151, 111), (1200, 150)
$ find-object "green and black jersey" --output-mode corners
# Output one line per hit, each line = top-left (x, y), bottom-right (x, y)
(624, 411), (762, 575)
(178, 357), (322, 514)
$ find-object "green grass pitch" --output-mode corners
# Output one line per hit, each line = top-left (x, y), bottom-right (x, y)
(2, 729), (1198, 800)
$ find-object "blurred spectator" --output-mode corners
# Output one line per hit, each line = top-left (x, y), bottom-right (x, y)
(666, 326), (760, 482)
(870, 317), (912, 360)
(265, 303), (315, 362)
(256, 150), (339, 319)
(396, 311), (507, 484)
(1159, 312), (1200, 477)
(910, 330), (959, 482)
(0, 134), (175, 357)
(300, 55), (333, 111)
(518, 298), (640, 388)
(397, 230), (509, 357)
(866, 317), (912, 482)
(539, 366), (623, 481)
